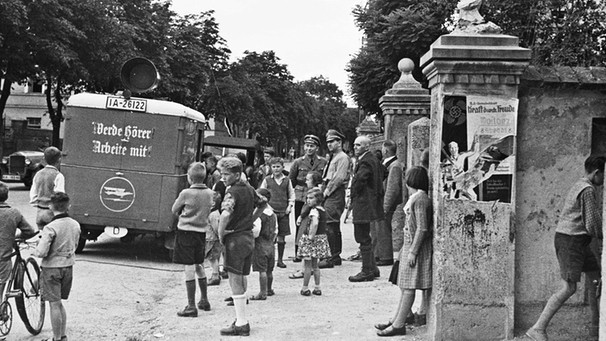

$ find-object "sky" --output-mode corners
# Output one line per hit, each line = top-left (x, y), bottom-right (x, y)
(169, 0), (366, 107)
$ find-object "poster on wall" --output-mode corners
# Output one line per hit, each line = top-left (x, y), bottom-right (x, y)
(441, 96), (518, 203)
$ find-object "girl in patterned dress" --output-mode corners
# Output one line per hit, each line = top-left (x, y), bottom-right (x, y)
(297, 188), (331, 296)
(376, 166), (432, 337)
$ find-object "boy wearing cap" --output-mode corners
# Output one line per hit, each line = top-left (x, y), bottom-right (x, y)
(30, 146), (65, 230)
(250, 188), (277, 300)
(34, 192), (80, 341)
(319, 129), (350, 269)
(289, 134), (327, 262)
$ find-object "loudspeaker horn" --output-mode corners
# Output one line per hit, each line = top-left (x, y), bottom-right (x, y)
(120, 57), (160, 93)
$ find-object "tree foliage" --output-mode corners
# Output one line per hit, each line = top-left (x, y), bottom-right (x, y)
(348, 0), (606, 118)
(1, 0), (353, 154)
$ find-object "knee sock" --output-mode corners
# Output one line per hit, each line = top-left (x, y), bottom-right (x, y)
(277, 242), (285, 262)
(267, 272), (274, 292)
(197, 278), (208, 302)
(295, 245), (299, 258)
(232, 294), (248, 326)
(185, 280), (196, 307)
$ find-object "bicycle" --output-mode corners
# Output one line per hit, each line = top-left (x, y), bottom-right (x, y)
(0, 233), (45, 337)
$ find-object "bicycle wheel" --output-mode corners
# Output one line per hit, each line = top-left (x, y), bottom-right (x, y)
(15, 258), (45, 335)
(0, 301), (12, 336)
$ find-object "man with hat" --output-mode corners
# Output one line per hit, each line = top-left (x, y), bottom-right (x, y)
(289, 134), (327, 264)
(319, 129), (350, 269)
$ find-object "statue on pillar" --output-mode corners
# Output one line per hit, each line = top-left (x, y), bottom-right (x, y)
(454, 0), (502, 34)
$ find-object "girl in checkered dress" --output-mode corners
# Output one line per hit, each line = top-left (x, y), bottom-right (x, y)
(376, 166), (432, 337)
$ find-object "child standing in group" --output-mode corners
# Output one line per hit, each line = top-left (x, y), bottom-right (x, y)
(171, 162), (214, 317)
(206, 192), (222, 286)
(34, 192), (81, 341)
(290, 171), (324, 280)
(260, 157), (295, 268)
(297, 188), (331, 296)
(250, 188), (277, 300)
(0, 182), (36, 297)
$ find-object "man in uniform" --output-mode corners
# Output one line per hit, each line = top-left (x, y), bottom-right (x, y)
(319, 129), (350, 269)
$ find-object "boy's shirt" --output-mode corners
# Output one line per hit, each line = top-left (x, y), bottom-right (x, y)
(34, 213), (81, 268)
(171, 184), (214, 233)
(0, 203), (36, 261)
(29, 165), (65, 208)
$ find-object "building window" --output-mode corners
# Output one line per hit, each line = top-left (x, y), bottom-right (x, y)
(32, 81), (43, 93)
(27, 117), (41, 129)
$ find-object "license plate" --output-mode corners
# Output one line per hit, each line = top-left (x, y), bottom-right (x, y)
(1, 174), (20, 181)
(104, 226), (128, 238)
(106, 96), (147, 112)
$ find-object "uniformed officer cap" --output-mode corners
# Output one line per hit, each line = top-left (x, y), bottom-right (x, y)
(303, 134), (320, 146)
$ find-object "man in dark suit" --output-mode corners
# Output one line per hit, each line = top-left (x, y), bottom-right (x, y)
(349, 135), (384, 282)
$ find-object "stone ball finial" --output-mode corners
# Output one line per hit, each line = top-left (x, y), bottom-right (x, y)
(398, 58), (415, 74)
(393, 58), (420, 89)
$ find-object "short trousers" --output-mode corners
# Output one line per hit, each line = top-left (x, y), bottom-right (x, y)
(276, 213), (291, 236)
(41, 266), (73, 302)
(223, 231), (254, 276)
(173, 230), (206, 265)
(555, 232), (600, 282)
(0, 260), (11, 284)
(205, 239), (222, 262)
(252, 248), (275, 273)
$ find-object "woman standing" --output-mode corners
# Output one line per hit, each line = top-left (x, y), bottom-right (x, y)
(375, 166), (432, 336)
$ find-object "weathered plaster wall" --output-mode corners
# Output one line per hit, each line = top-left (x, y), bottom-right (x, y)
(515, 83), (606, 337)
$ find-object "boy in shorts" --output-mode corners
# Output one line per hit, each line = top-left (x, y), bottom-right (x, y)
(526, 155), (605, 341)
(259, 157), (295, 268)
(250, 188), (277, 300)
(34, 192), (81, 341)
(217, 156), (255, 336)
(171, 162), (214, 317)
(0, 182), (36, 297)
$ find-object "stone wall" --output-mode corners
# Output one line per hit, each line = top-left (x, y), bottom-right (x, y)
(514, 66), (606, 338)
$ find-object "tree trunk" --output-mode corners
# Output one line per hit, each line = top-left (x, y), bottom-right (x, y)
(0, 77), (12, 157)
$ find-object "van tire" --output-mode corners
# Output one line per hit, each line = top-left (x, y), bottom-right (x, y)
(76, 236), (86, 253)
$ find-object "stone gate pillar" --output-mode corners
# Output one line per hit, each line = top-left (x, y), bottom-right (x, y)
(379, 58), (430, 251)
(420, 24), (530, 341)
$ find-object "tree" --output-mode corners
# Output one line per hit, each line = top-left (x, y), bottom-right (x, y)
(348, 0), (606, 118)
(347, 0), (455, 117)
(0, 0), (36, 155)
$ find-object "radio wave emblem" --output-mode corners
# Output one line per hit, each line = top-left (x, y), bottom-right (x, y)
(100, 177), (136, 212)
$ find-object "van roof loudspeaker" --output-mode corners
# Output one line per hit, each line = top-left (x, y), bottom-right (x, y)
(120, 57), (160, 93)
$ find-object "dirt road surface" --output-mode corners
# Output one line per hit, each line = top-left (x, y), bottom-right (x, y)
(4, 183), (428, 341)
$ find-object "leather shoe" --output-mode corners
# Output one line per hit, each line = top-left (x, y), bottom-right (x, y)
(374, 321), (392, 330)
(293, 257), (302, 263)
(207, 275), (221, 286)
(197, 299), (211, 311)
(276, 261), (287, 268)
(414, 313), (426, 326)
(377, 324), (406, 337)
(376, 259), (394, 266)
(333, 257), (342, 266)
(373, 268), (380, 278)
(177, 305), (197, 317)
(318, 260), (334, 268)
(220, 321), (250, 336)
(348, 271), (374, 282)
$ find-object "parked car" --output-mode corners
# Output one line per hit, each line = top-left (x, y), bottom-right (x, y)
(0, 150), (45, 188)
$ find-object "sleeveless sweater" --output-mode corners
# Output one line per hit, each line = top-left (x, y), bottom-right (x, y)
(266, 176), (289, 213)
(555, 178), (594, 236)
(226, 181), (255, 233)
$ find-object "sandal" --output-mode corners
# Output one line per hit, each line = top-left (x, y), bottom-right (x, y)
(312, 288), (322, 296)
(300, 289), (311, 296)
(289, 271), (304, 279)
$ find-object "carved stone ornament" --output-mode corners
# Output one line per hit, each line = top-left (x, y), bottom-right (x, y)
(454, 0), (502, 34)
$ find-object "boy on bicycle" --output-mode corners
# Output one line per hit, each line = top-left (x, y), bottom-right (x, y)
(0, 182), (36, 297)
(34, 192), (81, 341)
